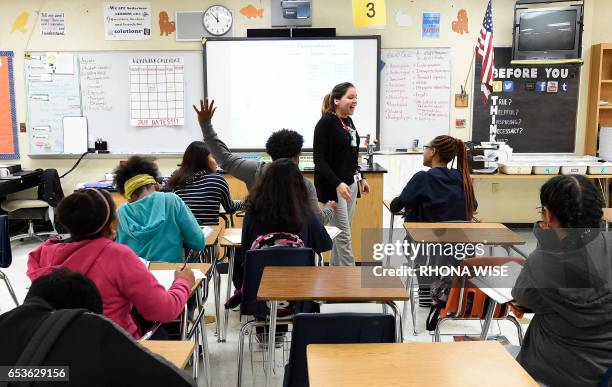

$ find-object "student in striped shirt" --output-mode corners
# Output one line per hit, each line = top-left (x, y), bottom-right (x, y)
(169, 141), (244, 226)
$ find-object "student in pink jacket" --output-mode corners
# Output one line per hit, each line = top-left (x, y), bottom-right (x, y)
(27, 188), (196, 339)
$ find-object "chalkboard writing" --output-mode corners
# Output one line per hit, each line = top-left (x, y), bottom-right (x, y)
(472, 47), (579, 153)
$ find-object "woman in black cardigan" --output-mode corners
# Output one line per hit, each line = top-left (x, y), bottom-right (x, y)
(313, 82), (370, 266)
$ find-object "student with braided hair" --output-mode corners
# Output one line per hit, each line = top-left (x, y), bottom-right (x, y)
(390, 135), (477, 306)
(27, 189), (195, 339)
(512, 175), (612, 387)
(390, 134), (475, 221)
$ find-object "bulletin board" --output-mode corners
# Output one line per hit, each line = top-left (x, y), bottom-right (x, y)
(0, 51), (19, 159)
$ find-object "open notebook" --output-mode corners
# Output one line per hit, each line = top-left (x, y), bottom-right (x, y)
(150, 269), (207, 290)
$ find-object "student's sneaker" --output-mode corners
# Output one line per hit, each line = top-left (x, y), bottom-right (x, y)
(418, 287), (433, 307)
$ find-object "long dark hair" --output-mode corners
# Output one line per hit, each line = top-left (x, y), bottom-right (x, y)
(429, 135), (476, 220)
(246, 159), (310, 232)
(168, 141), (214, 189)
(321, 82), (355, 115)
(541, 175), (603, 230)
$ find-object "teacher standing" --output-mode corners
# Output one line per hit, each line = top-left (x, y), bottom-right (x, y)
(313, 82), (370, 266)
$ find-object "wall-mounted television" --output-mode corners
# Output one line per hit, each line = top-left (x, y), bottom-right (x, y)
(511, 4), (583, 64)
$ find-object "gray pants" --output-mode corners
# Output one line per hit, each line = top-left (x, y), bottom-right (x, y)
(330, 181), (358, 266)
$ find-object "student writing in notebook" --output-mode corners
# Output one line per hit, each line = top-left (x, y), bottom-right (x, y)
(114, 156), (204, 262)
(169, 141), (244, 225)
(27, 189), (194, 339)
(512, 175), (612, 386)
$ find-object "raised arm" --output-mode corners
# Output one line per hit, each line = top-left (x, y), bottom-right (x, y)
(193, 99), (261, 189)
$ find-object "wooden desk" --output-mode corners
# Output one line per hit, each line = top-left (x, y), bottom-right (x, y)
(403, 222), (526, 246)
(140, 340), (195, 369)
(258, 266), (408, 387)
(218, 227), (242, 342)
(204, 225), (222, 246)
(307, 341), (538, 387)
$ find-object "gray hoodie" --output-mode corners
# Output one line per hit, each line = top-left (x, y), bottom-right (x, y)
(200, 122), (333, 225)
(512, 226), (612, 387)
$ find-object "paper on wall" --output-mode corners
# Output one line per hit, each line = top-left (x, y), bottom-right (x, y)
(104, 2), (152, 41)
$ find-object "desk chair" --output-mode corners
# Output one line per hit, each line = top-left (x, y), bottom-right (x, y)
(432, 256), (525, 344)
(237, 247), (316, 387)
(1, 169), (64, 242)
(0, 215), (19, 308)
(283, 313), (396, 387)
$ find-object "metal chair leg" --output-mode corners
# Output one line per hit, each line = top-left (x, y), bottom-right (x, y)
(506, 315), (524, 346)
(0, 270), (19, 306)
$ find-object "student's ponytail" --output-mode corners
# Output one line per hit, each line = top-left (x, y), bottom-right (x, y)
(455, 139), (475, 220)
(429, 135), (476, 220)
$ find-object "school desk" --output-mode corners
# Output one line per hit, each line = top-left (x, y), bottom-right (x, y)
(148, 262), (212, 383)
(603, 208), (612, 224)
(306, 341), (538, 387)
(257, 266), (408, 387)
(402, 222), (526, 335)
(140, 340), (195, 369)
(224, 163), (387, 263)
(218, 227), (242, 342)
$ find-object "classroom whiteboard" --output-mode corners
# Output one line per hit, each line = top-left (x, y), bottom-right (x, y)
(204, 37), (380, 150)
(379, 48), (451, 150)
(25, 51), (203, 155)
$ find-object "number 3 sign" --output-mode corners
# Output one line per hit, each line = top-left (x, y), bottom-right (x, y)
(352, 0), (386, 28)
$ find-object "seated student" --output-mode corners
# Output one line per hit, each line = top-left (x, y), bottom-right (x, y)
(114, 155), (204, 262)
(390, 135), (476, 221)
(0, 268), (195, 387)
(512, 175), (612, 387)
(169, 140), (244, 225)
(193, 99), (334, 225)
(390, 135), (477, 307)
(27, 189), (195, 339)
(225, 159), (333, 308)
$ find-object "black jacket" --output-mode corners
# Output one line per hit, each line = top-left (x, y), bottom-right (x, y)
(313, 113), (360, 202)
(0, 298), (196, 387)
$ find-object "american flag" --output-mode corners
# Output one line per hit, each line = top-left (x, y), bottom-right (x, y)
(477, 0), (494, 103)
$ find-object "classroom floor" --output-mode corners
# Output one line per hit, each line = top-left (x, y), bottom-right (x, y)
(0, 232), (537, 387)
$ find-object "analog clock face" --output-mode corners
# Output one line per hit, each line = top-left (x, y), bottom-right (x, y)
(203, 5), (233, 36)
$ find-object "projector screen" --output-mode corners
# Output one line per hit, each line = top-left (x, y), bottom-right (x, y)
(204, 37), (380, 150)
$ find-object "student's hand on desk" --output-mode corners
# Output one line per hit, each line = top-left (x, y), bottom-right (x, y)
(359, 179), (370, 195)
(193, 98), (217, 126)
(337, 182), (353, 203)
(174, 267), (196, 288)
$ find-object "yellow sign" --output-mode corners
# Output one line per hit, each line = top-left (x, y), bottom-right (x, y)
(352, 0), (386, 28)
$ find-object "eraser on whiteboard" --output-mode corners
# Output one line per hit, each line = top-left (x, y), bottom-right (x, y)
(395, 148), (408, 152)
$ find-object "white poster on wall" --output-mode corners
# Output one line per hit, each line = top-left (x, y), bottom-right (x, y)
(40, 12), (65, 36)
(104, 2), (151, 40)
(129, 57), (185, 126)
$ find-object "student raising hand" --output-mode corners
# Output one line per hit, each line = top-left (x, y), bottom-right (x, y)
(193, 98), (217, 127)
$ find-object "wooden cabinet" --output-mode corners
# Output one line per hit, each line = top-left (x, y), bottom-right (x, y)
(586, 43), (612, 155)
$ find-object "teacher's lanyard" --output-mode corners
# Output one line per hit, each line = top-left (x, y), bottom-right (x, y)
(337, 116), (357, 151)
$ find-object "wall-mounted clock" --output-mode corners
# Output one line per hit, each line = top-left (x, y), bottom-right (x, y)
(203, 5), (233, 36)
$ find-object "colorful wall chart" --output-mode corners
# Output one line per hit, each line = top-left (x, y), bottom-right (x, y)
(0, 52), (19, 159)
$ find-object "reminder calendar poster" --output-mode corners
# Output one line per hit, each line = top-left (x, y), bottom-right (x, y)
(129, 57), (185, 126)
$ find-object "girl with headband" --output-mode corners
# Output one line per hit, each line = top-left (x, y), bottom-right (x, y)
(113, 155), (204, 262)
(27, 189), (196, 339)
